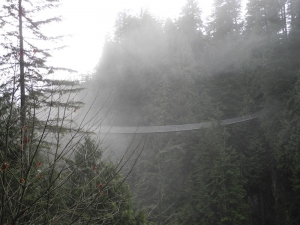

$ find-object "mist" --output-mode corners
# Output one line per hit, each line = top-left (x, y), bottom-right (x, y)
(70, 0), (300, 224)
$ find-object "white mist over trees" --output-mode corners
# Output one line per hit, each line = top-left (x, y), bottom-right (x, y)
(1, 0), (300, 224)
(0, 0), (146, 224)
(83, 0), (300, 224)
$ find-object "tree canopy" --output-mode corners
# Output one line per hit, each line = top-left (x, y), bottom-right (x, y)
(84, 0), (300, 224)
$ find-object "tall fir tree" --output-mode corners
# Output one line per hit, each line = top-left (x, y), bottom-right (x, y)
(209, 0), (242, 39)
(245, 0), (288, 39)
(0, 0), (146, 224)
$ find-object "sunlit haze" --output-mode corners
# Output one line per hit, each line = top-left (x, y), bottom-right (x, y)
(49, 0), (214, 75)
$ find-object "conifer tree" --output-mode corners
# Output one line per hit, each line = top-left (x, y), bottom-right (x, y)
(246, 0), (287, 38)
(177, 0), (204, 58)
(80, 0), (300, 224)
(179, 126), (250, 225)
(0, 1), (145, 224)
(209, 0), (242, 38)
(177, 0), (203, 38)
(63, 137), (146, 224)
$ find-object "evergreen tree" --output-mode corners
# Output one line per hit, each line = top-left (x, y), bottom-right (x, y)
(288, 0), (300, 36)
(209, 0), (242, 39)
(177, 0), (204, 56)
(179, 126), (250, 225)
(0, 0), (81, 223)
(64, 137), (147, 224)
(245, 0), (287, 38)
(288, 0), (300, 50)
(84, 1), (300, 224)
(0, 0), (144, 224)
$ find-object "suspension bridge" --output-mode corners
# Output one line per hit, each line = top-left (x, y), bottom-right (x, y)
(96, 111), (261, 134)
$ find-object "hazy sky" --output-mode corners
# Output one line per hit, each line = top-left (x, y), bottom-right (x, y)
(49, 0), (214, 75)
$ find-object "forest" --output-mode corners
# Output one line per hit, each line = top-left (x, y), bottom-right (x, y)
(84, 0), (300, 224)
(1, 0), (300, 224)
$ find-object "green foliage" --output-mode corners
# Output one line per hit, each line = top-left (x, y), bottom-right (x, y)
(62, 137), (147, 224)
(0, 0), (147, 224)
(81, 0), (300, 224)
(178, 126), (250, 225)
(208, 0), (242, 38)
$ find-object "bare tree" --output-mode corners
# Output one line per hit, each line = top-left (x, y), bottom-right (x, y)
(0, 0), (145, 224)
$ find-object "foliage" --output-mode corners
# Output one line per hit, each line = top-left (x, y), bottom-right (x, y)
(61, 137), (147, 224)
(0, 0), (147, 224)
(74, 0), (300, 224)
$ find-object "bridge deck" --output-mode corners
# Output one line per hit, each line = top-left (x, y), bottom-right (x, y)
(93, 112), (261, 134)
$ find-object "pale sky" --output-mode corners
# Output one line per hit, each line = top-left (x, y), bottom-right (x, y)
(48, 0), (214, 75)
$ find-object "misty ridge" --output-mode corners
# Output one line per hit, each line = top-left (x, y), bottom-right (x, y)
(74, 0), (300, 224)
(81, 0), (271, 128)
(0, 0), (300, 224)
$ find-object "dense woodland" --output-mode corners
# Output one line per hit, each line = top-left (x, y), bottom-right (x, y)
(0, 0), (146, 224)
(1, 0), (300, 224)
(83, 0), (300, 224)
